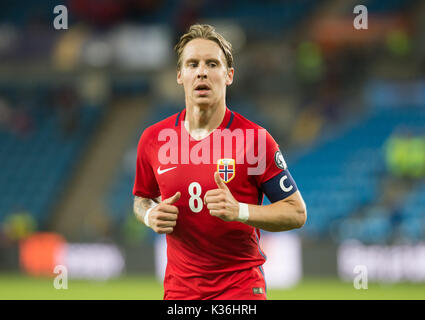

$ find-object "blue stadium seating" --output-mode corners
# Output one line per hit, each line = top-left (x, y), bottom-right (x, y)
(0, 96), (103, 228)
(397, 181), (425, 241)
(365, 0), (419, 13)
(291, 106), (425, 239)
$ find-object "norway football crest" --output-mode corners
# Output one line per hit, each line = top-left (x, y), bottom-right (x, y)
(217, 159), (235, 183)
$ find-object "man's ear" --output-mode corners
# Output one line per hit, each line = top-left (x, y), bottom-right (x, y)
(177, 70), (183, 85)
(226, 68), (234, 86)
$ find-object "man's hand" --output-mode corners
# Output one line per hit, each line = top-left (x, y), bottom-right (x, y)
(204, 172), (240, 222)
(147, 192), (181, 234)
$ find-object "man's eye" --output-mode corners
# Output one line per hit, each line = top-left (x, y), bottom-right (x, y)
(209, 63), (217, 67)
(188, 63), (197, 67)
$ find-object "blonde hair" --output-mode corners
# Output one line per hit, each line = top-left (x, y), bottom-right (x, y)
(174, 24), (233, 70)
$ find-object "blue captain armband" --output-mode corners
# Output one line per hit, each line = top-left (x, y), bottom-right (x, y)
(261, 169), (298, 203)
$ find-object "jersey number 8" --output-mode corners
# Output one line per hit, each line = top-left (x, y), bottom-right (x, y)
(188, 182), (203, 213)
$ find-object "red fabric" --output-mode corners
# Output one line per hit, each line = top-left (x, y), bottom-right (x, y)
(164, 266), (267, 300)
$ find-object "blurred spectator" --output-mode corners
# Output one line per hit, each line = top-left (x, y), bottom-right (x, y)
(317, 81), (343, 124)
(174, 0), (205, 36)
(296, 41), (325, 85)
(69, 0), (164, 26)
(2, 211), (37, 242)
(385, 130), (425, 179)
(386, 29), (410, 57)
(69, 0), (127, 26)
(290, 105), (323, 147)
(0, 97), (13, 131)
(129, 0), (164, 19)
(50, 85), (80, 138)
(11, 106), (34, 138)
(0, 96), (33, 137)
(52, 25), (88, 71)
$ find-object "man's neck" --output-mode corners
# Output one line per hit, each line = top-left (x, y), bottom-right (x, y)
(184, 103), (226, 140)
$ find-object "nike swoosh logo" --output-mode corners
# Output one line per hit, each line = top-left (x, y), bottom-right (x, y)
(157, 166), (177, 175)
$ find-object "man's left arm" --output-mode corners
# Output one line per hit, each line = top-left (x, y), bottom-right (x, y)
(244, 191), (307, 232)
(205, 171), (307, 232)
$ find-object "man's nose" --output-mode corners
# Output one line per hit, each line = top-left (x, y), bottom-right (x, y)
(197, 65), (208, 78)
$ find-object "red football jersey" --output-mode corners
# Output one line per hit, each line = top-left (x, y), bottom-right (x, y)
(133, 107), (286, 291)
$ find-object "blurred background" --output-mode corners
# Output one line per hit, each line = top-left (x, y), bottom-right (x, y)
(0, 0), (425, 299)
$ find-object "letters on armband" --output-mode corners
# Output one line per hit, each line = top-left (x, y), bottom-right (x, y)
(261, 169), (298, 203)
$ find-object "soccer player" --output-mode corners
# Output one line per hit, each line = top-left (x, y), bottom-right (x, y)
(133, 24), (307, 300)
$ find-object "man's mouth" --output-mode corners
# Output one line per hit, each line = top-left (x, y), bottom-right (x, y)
(194, 84), (211, 95)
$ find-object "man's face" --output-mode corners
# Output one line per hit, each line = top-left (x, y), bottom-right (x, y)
(177, 38), (234, 108)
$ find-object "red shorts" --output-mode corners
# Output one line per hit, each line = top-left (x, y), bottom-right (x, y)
(163, 266), (267, 300)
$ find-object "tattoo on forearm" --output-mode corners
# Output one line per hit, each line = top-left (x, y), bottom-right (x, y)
(133, 196), (160, 221)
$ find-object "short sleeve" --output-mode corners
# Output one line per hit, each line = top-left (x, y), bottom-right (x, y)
(254, 131), (298, 202)
(254, 131), (287, 186)
(132, 128), (161, 199)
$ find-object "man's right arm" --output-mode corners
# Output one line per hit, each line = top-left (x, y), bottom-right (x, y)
(133, 192), (181, 234)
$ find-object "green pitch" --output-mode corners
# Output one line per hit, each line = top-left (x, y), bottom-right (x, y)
(0, 273), (424, 300)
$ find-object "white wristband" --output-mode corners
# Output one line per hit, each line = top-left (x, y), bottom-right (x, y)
(144, 207), (155, 227)
(237, 203), (250, 222)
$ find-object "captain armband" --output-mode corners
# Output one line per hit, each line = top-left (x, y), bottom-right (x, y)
(261, 169), (298, 203)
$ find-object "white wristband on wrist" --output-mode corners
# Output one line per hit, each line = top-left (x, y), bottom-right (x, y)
(144, 207), (155, 227)
(237, 203), (250, 222)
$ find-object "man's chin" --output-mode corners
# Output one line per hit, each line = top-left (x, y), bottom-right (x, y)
(193, 97), (213, 108)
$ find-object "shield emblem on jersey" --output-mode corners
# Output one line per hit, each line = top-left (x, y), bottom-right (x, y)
(217, 158), (235, 183)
